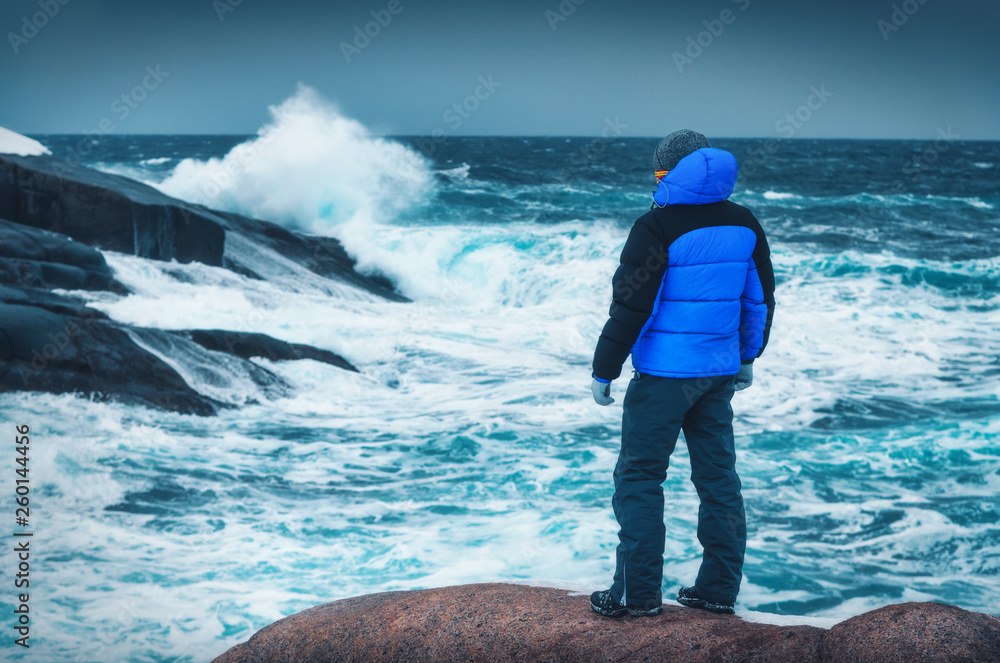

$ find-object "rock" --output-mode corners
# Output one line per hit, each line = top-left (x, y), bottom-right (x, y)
(211, 583), (828, 663)
(0, 300), (225, 415)
(211, 584), (1000, 663)
(0, 292), (358, 414)
(0, 153), (225, 265)
(0, 282), (109, 318)
(820, 601), (1000, 663)
(0, 217), (123, 291)
(0, 149), (392, 413)
(215, 211), (405, 300)
(0, 219), (358, 414)
(0, 153), (407, 301)
(0, 218), (223, 414)
(186, 330), (358, 372)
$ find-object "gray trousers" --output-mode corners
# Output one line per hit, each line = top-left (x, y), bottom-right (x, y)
(609, 371), (746, 608)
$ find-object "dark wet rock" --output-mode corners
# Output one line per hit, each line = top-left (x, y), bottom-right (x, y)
(0, 282), (109, 318)
(0, 153), (407, 301)
(211, 583), (1000, 663)
(0, 217), (124, 292)
(0, 154), (224, 265)
(0, 218), (222, 414)
(0, 152), (390, 413)
(186, 329), (357, 372)
(0, 222), (358, 414)
(0, 289), (356, 414)
(0, 300), (224, 415)
(214, 211), (404, 299)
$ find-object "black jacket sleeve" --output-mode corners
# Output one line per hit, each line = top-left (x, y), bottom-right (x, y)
(750, 217), (776, 360)
(592, 214), (668, 380)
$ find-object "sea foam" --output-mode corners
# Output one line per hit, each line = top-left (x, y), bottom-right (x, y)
(157, 84), (433, 234)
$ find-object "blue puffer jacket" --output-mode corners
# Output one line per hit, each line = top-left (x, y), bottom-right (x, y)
(592, 148), (775, 380)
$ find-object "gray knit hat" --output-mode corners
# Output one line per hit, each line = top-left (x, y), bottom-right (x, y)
(653, 129), (711, 174)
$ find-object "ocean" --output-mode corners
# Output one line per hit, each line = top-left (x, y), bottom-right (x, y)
(3, 94), (999, 661)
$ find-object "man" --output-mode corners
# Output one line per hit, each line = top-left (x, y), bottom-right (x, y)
(589, 130), (775, 617)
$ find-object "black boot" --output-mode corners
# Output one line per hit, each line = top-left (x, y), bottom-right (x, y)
(590, 589), (663, 617)
(676, 586), (735, 614)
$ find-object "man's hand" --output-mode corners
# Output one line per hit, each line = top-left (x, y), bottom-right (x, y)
(733, 363), (753, 391)
(591, 377), (614, 405)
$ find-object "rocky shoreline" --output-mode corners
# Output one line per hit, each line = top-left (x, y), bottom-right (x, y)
(211, 583), (1000, 662)
(0, 152), (402, 414)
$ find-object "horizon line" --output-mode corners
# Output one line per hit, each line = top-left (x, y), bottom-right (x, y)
(20, 133), (1000, 143)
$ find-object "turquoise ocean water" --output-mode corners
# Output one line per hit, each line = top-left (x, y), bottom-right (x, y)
(2, 93), (999, 660)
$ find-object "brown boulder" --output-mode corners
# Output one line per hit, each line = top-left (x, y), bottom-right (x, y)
(212, 584), (1000, 663)
(212, 583), (826, 662)
(820, 601), (1000, 663)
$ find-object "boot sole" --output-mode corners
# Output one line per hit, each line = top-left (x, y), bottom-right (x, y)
(676, 596), (735, 615)
(591, 603), (663, 617)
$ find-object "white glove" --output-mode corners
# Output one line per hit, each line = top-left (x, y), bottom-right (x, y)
(733, 363), (753, 391)
(591, 378), (614, 405)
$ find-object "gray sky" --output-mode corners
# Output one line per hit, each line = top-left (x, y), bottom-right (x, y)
(1, 0), (997, 138)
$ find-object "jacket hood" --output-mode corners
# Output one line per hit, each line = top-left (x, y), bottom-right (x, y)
(653, 147), (738, 207)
